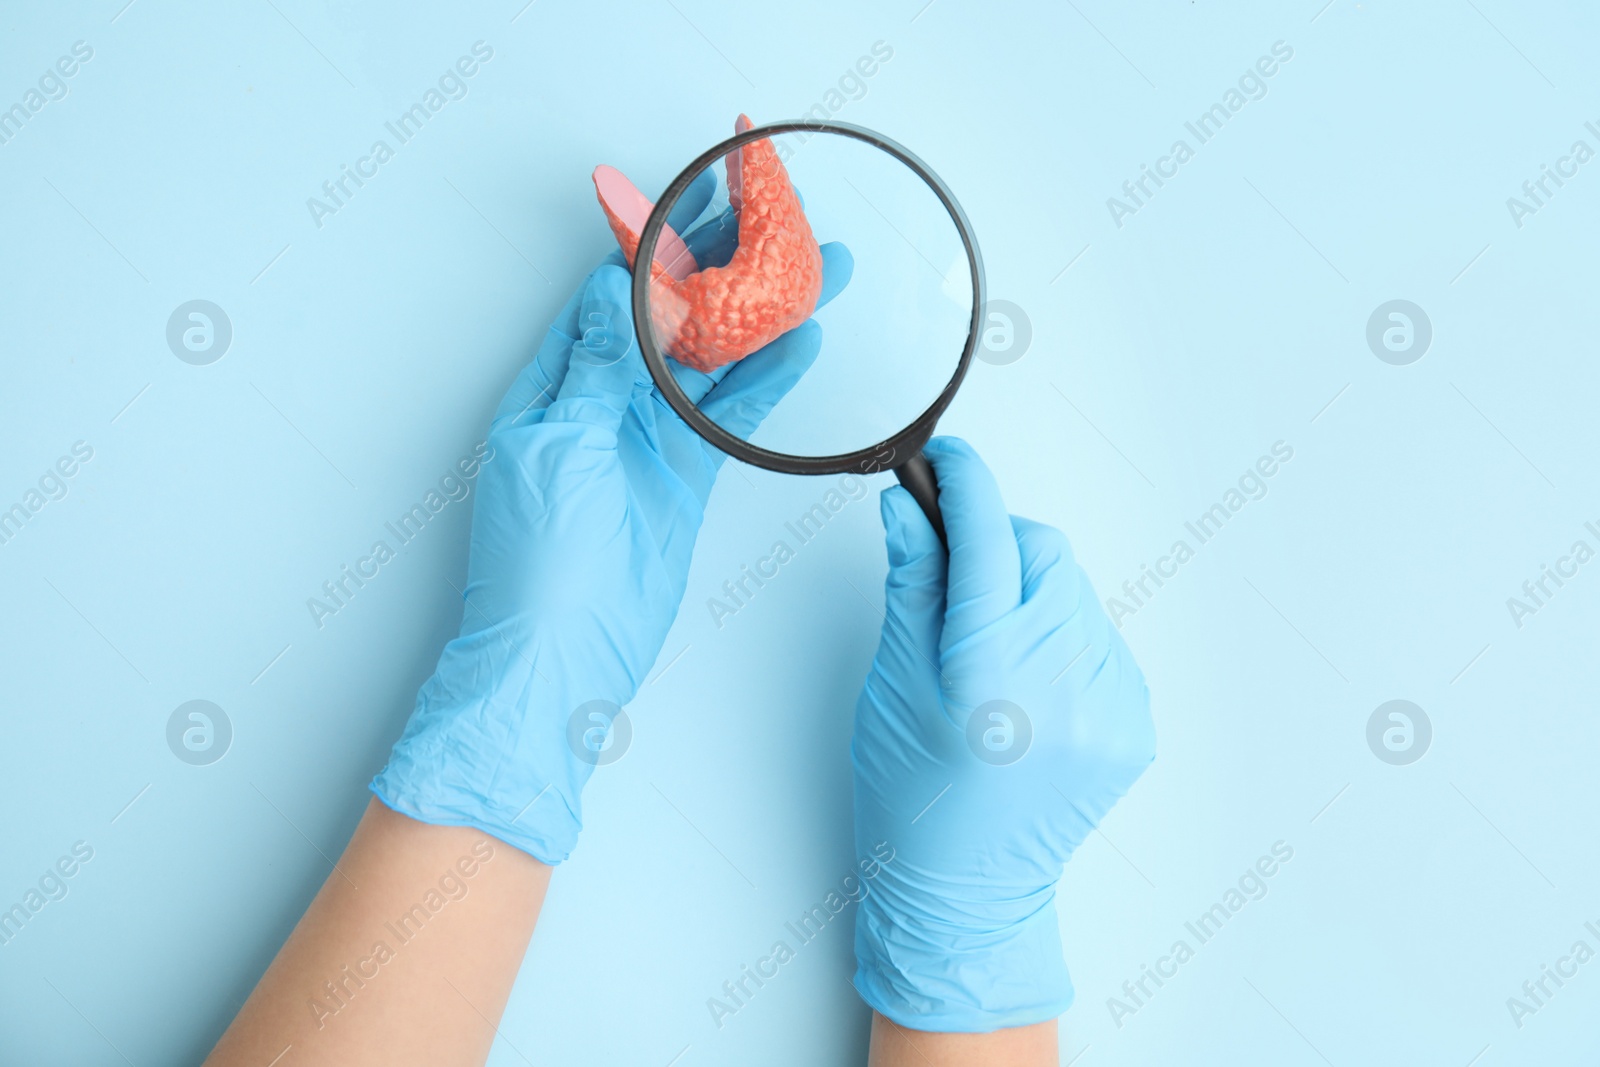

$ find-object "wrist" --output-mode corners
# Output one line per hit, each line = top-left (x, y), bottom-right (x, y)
(869, 1012), (1057, 1066)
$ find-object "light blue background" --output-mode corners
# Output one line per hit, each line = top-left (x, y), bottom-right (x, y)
(3, 2), (1598, 1064)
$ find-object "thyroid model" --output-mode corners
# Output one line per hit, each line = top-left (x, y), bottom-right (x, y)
(592, 115), (823, 373)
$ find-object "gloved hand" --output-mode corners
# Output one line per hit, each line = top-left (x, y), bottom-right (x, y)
(372, 171), (853, 863)
(851, 437), (1156, 1031)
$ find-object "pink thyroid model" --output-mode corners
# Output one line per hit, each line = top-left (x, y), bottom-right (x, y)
(592, 115), (824, 373)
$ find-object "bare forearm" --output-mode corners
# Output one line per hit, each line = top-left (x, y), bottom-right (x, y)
(205, 799), (550, 1067)
(867, 1013), (1056, 1067)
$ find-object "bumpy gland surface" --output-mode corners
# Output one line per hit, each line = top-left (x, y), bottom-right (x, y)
(593, 115), (824, 372)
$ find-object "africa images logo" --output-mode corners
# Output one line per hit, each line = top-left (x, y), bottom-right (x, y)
(1365, 700), (1430, 766)
(166, 701), (232, 766)
(166, 300), (233, 365)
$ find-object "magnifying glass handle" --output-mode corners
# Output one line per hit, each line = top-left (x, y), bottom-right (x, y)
(893, 451), (948, 550)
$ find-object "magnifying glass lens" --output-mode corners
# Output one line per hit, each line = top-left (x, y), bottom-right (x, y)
(640, 128), (974, 460)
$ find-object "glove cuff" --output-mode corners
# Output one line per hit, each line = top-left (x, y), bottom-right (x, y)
(368, 776), (577, 868)
(852, 890), (1073, 1032)
(368, 634), (593, 866)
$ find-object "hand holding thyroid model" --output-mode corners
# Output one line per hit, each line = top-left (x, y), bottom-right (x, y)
(370, 177), (851, 863)
(593, 115), (824, 372)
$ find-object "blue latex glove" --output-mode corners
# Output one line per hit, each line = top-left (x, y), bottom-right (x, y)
(851, 437), (1156, 1031)
(372, 172), (853, 863)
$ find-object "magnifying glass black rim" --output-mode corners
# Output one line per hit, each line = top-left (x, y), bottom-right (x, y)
(631, 119), (986, 477)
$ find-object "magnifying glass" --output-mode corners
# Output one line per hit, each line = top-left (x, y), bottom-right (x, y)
(629, 119), (984, 545)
